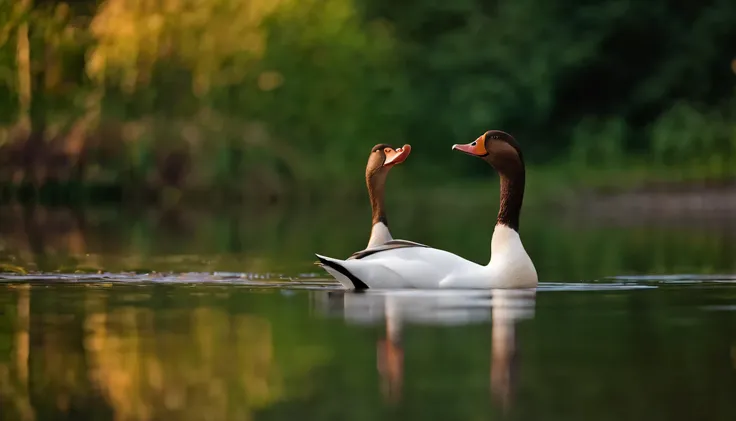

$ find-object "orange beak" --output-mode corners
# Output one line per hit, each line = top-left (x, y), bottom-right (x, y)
(383, 144), (411, 167)
(452, 136), (487, 157)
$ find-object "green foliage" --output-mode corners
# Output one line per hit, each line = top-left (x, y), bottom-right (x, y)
(569, 117), (628, 169)
(651, 102), (736, 175)
(245, 0), (407, 181)
(0, 0), (735, 199)
(358, 0), (736, 161)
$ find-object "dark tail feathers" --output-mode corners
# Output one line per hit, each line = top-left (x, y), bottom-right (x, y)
(314, 255), (369, 290)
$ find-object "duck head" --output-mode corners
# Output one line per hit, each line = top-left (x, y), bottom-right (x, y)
(366, 143), (412, 178)
(451, 130), (524, 176)
(452, 130), (526, 232)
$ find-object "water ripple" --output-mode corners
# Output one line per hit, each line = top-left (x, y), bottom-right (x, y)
(1, 272), (734, 290)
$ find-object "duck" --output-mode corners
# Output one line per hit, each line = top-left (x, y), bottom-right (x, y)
(363, 143), (413, 249)
(313, 143), (420, 269)
(315, 130), (537, 290)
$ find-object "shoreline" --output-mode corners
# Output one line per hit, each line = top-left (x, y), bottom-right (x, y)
(2, 173), (736, 212)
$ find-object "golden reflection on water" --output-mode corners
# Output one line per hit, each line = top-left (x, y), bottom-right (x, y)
(0, 285), (34, 421)
(85, 303), (285, 421)
(0, 286), (329, 421)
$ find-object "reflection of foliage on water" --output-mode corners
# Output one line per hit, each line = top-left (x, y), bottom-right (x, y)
(1, 202), (736, 279)
(0, 287), (331, 421)
(0, 286), (33, 421)
(1, 282), (735, 420)
(83, 305), (280, 421)
(512, 288), (736, 421)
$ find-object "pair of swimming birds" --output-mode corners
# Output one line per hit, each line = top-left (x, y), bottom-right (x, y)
(315, 130), (537, 290)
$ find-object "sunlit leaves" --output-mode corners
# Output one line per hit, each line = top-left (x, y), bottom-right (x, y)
(87, 0), (286, 95)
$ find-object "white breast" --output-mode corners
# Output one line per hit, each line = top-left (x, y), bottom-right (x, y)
(367, 222), (393, 249)
(486, 225), (538, 288)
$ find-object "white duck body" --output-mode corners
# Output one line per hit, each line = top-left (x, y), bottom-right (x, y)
(316, 224), (537, 289)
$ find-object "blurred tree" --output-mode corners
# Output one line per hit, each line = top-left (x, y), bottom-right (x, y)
(0, 0), (735, 199)
(356, 0), (736, 171)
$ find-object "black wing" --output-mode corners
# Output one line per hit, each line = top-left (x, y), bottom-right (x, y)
(347, 239), (430, 260)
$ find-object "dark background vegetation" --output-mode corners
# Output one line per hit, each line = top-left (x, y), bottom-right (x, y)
(1, 0), (735, 204)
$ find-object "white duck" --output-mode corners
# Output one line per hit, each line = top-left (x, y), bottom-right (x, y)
(315, 130), (537, 290)
(363, 143), (412, 249)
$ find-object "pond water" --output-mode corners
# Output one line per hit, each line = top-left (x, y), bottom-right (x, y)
(0, 201), (735, 420)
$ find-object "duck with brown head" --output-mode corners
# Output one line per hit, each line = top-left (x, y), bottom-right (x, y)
(452, 130), (525, 232)
(364, 143), (412, 249)
(315, 143), (430, 289)
(316, 130), (537, 290)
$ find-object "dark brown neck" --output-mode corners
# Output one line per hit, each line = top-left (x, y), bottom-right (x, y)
(367, 173), (388, 226)
(497, 169), (524, 232)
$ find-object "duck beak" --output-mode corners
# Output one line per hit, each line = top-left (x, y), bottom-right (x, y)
(384, 144), (411, 167)
(452, 136), (486, 157)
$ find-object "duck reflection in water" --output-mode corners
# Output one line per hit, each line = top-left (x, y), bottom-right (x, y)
(314, 288), (536, 409)
(377, 295), (403, 403)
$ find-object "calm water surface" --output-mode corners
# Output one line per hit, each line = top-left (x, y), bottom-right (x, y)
(0, 202), (735, 420)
